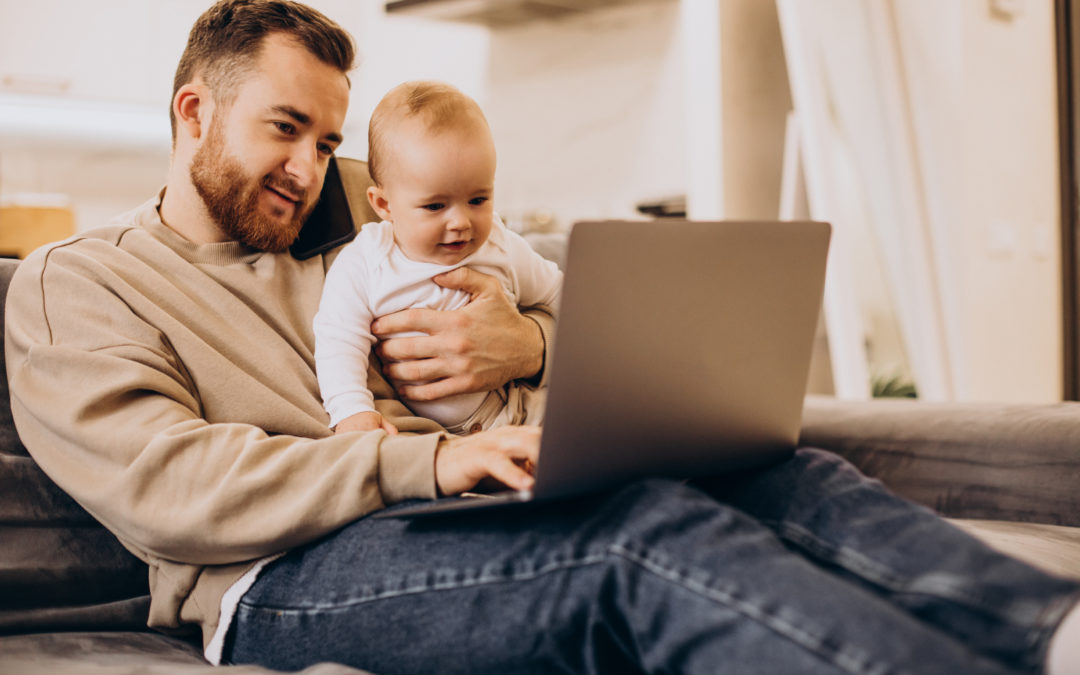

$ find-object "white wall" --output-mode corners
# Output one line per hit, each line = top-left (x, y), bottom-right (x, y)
(0, 0), (487, 230)
(0, 0), (685, 235)
(889, 1), (1061, 402)
(483, 1), (685, 231)
(0, 0), (1068, 402)
(774, 0), (1062, 402)
(956, 1), (1062, 401)
(0, 1), (193, 226)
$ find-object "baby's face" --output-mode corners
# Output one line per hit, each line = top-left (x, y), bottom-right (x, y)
(377, 118), (496, 265)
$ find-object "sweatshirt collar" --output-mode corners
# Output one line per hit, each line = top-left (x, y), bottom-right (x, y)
(138, 188), (267, 266)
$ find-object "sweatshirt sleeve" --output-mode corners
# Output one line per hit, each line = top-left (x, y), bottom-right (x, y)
(4, 246), (442, 567)
(521, 305), (556, 389)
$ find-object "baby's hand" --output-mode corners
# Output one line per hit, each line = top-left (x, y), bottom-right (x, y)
(335, 411), (399, 436)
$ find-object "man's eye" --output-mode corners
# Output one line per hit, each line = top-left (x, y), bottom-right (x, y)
(422, 203), (444, 212)
(469, 197), (489, 206)
(274, 121), (295, 135)
(317, 143), (334, 157)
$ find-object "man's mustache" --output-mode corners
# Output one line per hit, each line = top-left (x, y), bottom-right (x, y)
(264, 176), (308, 204)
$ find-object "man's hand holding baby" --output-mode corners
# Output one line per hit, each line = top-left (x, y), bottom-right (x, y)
(371, 267), (545, 401)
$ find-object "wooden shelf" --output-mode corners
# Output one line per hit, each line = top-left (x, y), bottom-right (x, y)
(385, 0), (670, 28)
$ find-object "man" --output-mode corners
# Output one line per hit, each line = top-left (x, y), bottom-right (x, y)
(7, 0), (542, 661)
(7, 2), (1079, 673)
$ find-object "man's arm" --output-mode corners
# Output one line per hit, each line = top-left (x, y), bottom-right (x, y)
(6, 248), (546, 566)
(4, 249), (443, 566)
(371, 267), (554, 401)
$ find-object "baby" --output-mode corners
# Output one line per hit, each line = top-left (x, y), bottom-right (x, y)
(313, 81), (563, 435)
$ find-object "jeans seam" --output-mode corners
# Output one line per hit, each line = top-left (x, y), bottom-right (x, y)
(238, 552), (613, 614)
(606, 543), (899, 675)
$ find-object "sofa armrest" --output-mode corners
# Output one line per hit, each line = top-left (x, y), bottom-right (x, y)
(799, 395), (1080, 527)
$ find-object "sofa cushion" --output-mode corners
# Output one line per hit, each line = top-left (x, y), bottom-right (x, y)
(0, 257), (152, 633)
(801, 395), (1080, 527)
(0, 631), (375, 674)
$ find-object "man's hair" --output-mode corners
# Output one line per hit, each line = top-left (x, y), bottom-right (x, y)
(367, 80), (489, 185)
(170, 0), (355, 141)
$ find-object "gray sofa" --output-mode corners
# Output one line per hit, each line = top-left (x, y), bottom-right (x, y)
(3, 255), (1080, 672)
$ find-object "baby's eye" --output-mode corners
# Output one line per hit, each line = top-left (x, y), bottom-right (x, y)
(469, 197), (489, 206)
(422, 203), (444, 212)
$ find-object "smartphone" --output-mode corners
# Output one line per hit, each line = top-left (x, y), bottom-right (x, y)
(290, 156), (358, 260)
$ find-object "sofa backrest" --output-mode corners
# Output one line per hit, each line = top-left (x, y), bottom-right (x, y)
(0, 258), (23, 456)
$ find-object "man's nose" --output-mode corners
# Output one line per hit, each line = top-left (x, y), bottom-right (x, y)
(284, 144), (319, 191)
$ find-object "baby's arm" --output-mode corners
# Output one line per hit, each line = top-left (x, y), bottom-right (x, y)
(313, 247), (385, 429)
(504, 230), (564, 309)
(334, 411), (399, 435)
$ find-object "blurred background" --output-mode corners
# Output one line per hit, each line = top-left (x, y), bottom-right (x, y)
(0, 0), (1067, 404)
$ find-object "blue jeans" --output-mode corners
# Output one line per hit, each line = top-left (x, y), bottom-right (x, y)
(226, 448), (1079, 674)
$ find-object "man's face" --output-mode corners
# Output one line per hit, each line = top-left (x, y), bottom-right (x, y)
(376, 117), (497, 266)
(190, 34), (349, 252)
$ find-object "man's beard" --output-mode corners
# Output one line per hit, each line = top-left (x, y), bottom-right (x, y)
(189, 121), (316, 253)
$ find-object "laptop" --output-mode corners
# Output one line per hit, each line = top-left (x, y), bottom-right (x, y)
(376, 219), (832, 518)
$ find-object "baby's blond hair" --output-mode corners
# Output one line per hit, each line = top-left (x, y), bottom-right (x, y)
(367, 80), (489, 185)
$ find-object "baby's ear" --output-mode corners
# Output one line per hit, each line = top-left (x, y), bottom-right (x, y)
(367, 185), (392, 222)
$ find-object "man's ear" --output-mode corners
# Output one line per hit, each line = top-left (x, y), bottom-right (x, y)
(173, 83), (208, 141)
(367, 185), (392, 222)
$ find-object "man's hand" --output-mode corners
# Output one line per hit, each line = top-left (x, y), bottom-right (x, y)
(434, 425), (540, 496)
(371, 268), (544, 401)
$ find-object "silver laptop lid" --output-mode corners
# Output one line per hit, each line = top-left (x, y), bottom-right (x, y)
(533, 219), (831, 500)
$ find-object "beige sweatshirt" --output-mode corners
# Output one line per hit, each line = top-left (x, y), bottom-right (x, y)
(4, 193), (555, 648)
